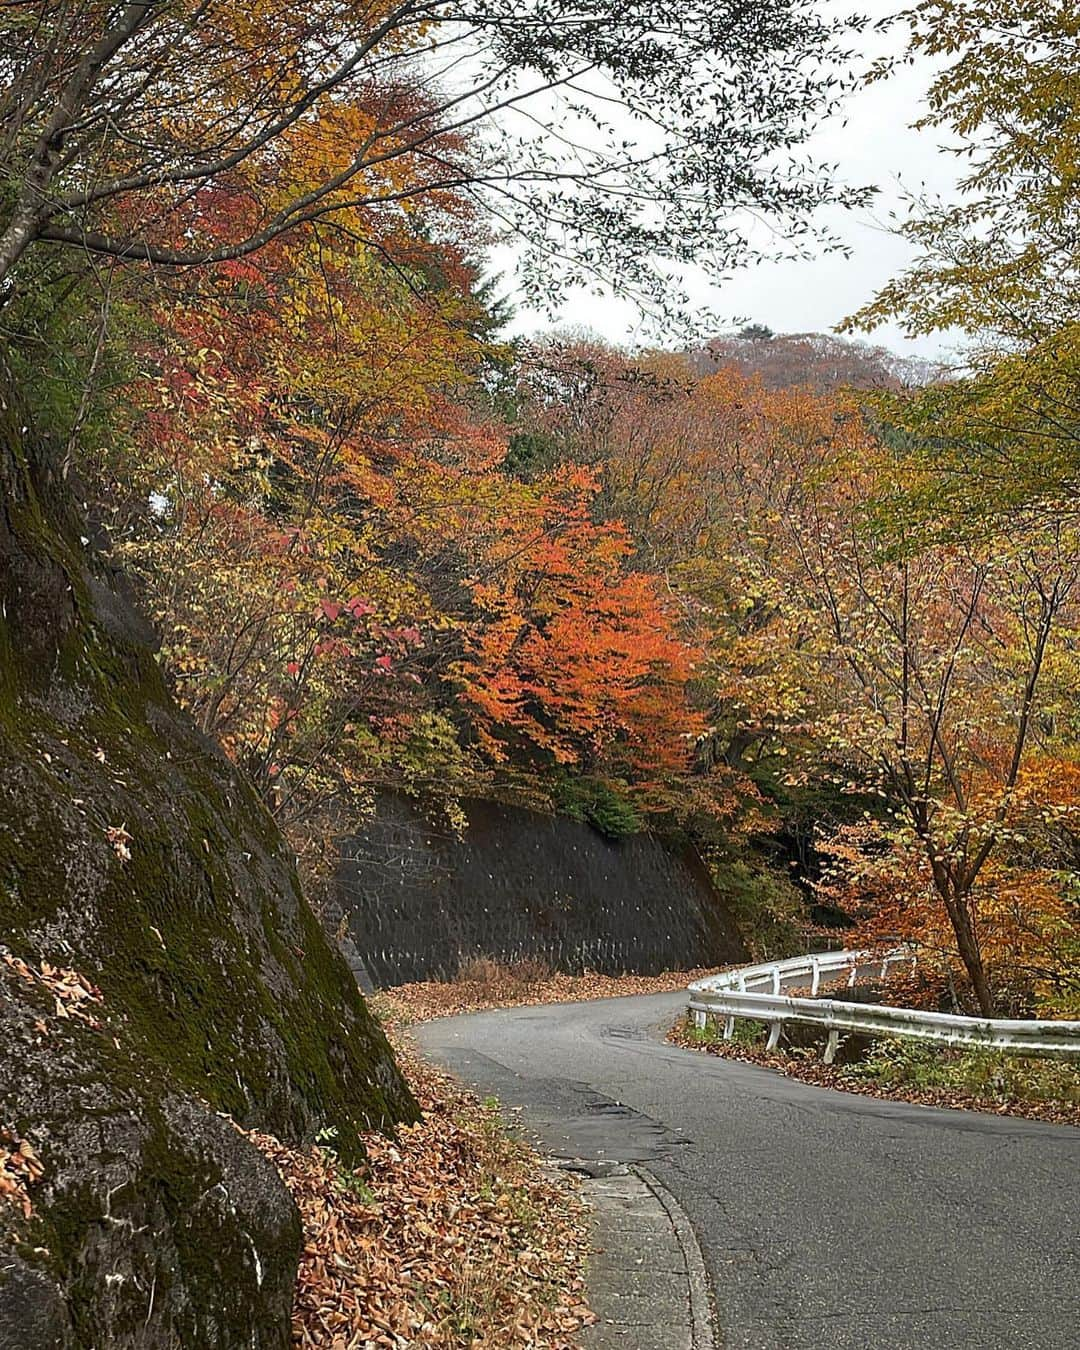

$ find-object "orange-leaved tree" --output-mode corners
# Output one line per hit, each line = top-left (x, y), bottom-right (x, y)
(101, 219), (715, 870)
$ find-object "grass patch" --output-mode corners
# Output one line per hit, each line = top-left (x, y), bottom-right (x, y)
(842, 1039), (1080, 1110)
(684, 1016), (770, 1048)
(670, 1014), (1080, 1126)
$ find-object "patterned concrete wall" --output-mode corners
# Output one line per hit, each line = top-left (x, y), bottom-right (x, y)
(336, 795), (745, 987)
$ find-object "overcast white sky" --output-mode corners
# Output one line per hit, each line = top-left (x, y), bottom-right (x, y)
(496, 7), (961, 361)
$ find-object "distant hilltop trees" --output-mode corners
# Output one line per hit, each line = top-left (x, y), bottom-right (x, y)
(688, 329), (945, 391)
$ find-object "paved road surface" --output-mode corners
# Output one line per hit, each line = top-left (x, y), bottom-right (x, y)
(416, 991), (1080, 1349)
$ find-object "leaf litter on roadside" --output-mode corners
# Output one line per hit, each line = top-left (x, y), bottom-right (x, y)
(378, 965), (723, 1026)
(251, 1034), (593, 1347)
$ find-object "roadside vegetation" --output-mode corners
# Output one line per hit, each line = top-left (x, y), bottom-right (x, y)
(670, 1017), (1080, 1128)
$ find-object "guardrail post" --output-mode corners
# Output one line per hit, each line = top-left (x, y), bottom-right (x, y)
(823, 1029), (840, 1064)
(693, 1009), (707, 1030)
(766, 1021), (781, 1051)
(847, 959), (857, 988)
(723, 1016), (735, 1040)
(810, 957), (820, 997)
(771, 966), (780, 994)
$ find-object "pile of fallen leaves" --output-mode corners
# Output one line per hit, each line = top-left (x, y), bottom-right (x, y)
(1, 945), (592, 1344)
(1, 949), (104, 1030)
(668, 1019), (1080, 1128)
(253, 1035), (593, 1347)
(0, 1131), (43, 1219)
(379, 966), (720, 1025)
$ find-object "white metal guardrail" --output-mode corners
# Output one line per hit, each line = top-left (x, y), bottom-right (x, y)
(688, 948), (1080, 1062)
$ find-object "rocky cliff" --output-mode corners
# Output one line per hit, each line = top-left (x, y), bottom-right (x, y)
(0, 395), (415, 1345)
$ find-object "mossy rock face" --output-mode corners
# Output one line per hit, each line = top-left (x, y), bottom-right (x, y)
(0, 414), (416, 1344)
(0, 988), (300, 1348)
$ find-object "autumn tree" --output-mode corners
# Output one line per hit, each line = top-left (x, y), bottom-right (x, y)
(439, 468), (705, 782)
(93, 229), (725, 881)
(508, 338), (1080, 1009)
(1, 0), (869, 320)
(508, 346), (820, 775)
(661, 383), (1080, 1016)
(775, 442), (1080, 1017)
(847, 0), (1080, 524)
(853, 0), (1080, 350)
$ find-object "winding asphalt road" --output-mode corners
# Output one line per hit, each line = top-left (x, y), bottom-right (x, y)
(416, 991), (1080, 1349)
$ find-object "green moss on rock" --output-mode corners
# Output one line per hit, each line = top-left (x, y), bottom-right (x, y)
(0, 400), (416, 1345)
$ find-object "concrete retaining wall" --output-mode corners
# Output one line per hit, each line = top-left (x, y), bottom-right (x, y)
(336, 795), (745, 986)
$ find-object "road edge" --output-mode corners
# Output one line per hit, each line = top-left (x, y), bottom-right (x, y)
(632, 1165), (715, 1350)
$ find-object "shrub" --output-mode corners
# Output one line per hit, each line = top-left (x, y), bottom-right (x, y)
(454, 955), (554, 987)
(553, 775), (643, 839)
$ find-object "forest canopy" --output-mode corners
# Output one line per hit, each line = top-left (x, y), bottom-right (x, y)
(3, 0), (1078, 1022)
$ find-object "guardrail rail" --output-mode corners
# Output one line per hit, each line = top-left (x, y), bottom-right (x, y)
(687, 949), (1080, 1062)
